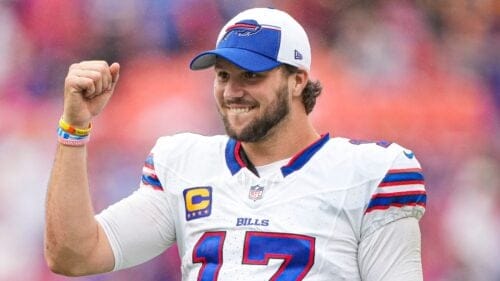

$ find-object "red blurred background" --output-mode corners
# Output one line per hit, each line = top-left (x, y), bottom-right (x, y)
(0, 0), (499, 280)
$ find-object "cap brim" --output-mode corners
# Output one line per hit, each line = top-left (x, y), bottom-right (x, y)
(190, 48), (281, 72)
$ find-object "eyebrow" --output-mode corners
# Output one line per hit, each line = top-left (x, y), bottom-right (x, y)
(214, 62), (229, 70)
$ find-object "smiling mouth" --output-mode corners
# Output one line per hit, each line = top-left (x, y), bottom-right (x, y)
(227, 106), (256, 114)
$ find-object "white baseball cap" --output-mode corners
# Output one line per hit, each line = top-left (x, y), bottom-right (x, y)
(190, 7), (311, 72)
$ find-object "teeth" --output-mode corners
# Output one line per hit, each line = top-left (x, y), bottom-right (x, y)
(229, 107), (251, 114)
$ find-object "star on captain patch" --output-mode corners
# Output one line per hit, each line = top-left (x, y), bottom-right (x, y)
(249, 185), (264, 201)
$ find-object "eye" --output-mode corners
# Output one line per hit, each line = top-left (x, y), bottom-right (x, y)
(216, 70), (229, 82)
(242, 72), (259, 80)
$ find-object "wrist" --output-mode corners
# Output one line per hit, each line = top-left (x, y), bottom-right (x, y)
(59, 117), (92, 136)
(61, 113), (91, 129)
(57, 117), (91, 146)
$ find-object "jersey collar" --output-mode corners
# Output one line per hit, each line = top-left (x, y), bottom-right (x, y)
(225, 133), (330, 177)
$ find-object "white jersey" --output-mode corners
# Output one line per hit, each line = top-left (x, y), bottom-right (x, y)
(96, 133), (426, 280)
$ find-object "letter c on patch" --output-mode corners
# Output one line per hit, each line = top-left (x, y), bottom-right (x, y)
(186, 188), (210, 211)
(183, 186), (212, 221)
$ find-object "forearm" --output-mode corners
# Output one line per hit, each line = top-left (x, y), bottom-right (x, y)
(45, 144), (113, 275)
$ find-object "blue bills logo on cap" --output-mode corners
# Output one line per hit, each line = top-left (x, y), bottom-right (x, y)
(190, 7), (311, 72)
(224, 20), (262, 37)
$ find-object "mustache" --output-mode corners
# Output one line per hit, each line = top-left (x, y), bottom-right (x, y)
(223, 97), (257, 107)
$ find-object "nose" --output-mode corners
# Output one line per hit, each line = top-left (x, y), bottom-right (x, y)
(223, 78), (245, 99)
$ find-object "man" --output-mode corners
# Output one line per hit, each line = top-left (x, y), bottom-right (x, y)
(45, 7), (426, 281)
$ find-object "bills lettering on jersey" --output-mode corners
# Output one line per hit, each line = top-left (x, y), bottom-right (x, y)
(236, 217), (270, 226)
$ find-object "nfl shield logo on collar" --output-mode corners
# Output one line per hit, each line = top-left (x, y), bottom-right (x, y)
(249, 185), (264, 201)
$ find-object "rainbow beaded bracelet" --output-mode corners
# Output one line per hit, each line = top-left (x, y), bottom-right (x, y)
(58, 117), (92, 136)
(57, 120), (91, 146)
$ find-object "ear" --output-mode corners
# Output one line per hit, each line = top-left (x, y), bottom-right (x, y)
(291, 69), (308, 97)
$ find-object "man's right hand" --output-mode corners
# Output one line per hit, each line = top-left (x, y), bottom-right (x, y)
(62, 61), (120, 128)
(45, 62), (120, 277)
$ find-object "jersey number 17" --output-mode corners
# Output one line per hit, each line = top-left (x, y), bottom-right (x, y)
(193, 231), (316, 281)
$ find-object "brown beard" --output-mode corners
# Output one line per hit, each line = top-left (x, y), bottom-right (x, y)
(221, 82), (290, 142)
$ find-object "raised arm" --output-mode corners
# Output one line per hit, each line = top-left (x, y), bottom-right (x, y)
(44, 61), (120, 276)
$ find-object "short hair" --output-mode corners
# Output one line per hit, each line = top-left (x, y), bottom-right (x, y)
(282, 64), (322, 114)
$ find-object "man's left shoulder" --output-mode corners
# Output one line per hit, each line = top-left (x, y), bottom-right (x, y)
(322, 137), (421, 180)
(326, 137), (415, 162)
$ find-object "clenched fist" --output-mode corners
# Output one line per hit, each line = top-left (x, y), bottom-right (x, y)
(63, 61), (120, 127)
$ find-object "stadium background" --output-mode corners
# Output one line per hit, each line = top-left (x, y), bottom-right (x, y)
(0, 0), (498, 280)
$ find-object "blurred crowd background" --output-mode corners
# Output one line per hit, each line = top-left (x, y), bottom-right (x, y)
(0, 0), (499, 280)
